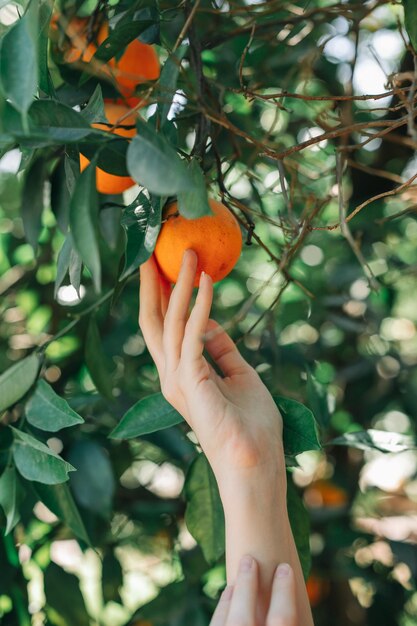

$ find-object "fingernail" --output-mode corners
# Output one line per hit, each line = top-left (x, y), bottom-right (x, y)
(221, 585), (233, 601)
(240, 555), (254, 572)
(276, 563), (291, 578)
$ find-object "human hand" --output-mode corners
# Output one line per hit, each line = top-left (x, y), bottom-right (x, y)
(139, 249), (284, 481)
(210, 556), (297, 626)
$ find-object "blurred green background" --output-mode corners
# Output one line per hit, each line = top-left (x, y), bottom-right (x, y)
(1, 0), (417, 625)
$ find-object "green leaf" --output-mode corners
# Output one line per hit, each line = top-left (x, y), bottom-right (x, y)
(0, 466), (22, 534)
(85, 317), (114, 399)
(287, 476), (311, 581)
(102, 550), (123, 604)
(127, 119), (191, 195)
(21, 158), (46, 251)
(67, 440), (115, 517)
(110, 392), (183, 440)
(0, 353), (41, 413)
(157, 45), (187, 126)
(306, 366), (330, 428)
(403, 0), (417, 51)
(32, 482), (90, 545)
(184, 454), (225, 564)
(274, 395), (321, 457)
(80, 85), (107, 124)
(0, 7), (38, 115)
(38, 0), (54, 95)
(11, 427), (75, 485)
(50, 159), (71, 233)
(131, 581), (187, 623)
(93, 19), (156, 64)
(29, 100), (92, 143)
(26, 379), (84, 432)
(69, 160), (101, 292)
(120, 192), (161, 280)
(54, 234), (73, 297)
(44, 563), (91, 626)
(177, 159), (212, 218)
(329, 429), (417, 453)
(69, 246), (83, 295)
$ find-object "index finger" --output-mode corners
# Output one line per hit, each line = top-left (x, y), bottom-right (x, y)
(139, 255), (165, 370)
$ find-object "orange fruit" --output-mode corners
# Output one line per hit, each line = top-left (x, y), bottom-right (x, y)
(79, 102), (137, 195)
(304, 479), (348, 509)
(54, 16), (159, 104)
(154, 199), (242, 286)
(306, 574), (329, 607)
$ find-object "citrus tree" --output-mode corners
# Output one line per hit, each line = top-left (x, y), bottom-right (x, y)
(1, 1), (417, 625)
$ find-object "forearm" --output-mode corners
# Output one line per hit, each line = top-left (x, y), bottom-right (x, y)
(217, 460), (314, 625)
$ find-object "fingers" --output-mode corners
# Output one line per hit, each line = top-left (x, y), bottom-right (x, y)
(204, 319), (250, 377)
(139, 255), (164, 369)
(266, 564), (297, 626)
(225, 555), (258, 626)
(209, 586), (233, 626)
(163, 249), (198, 371)
(181, 271), (213, 369)
(159, 272), (172, 317)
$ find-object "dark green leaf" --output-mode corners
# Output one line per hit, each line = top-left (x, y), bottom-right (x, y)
(69, 247), (83, 295)
(287, 476), (311, 580)
(184, 454), (225, 564)
(80, 85), (107, 124)
(54, 234), (73, 297)
(132, 581), (187, 623)
(177, 159), (212, 218)
(0, 353), (41, 413)
(11, 427), (75, 485)
(29, 100), (92, 143)
(120, 192), (161, 280)
(44, 563), (90, 626)
(157, 45), (187, 127)
(50, 159), (71, 233)
(329, 429), (417, 453)
(67, 440), (115, 517)
(85, 317), (114, 399)
(0, 8), (38, 114)
(110, 392), (183, 439)
(38, 0), (54, 95)
(69, 160), (101, 292)
(127, 119), (191, 195)
(21, 158), (46, 251)
(274, 395), (321, 456)
(306, 366), (330, 428)
(100, 205), (122, 251)
(26, 379), (84, 432)
(32, 482), (90, 545)
(80, 138), (130, 176)
(93, 19), (155, 64)
(0, 466), (22, 534)
(403, 0), (417, 51)
(102, 550), (123, 604)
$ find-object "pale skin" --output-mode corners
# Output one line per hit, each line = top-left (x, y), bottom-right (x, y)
(139, 249), (314, 626)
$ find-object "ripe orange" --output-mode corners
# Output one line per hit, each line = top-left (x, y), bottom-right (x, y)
(306, 574), (329, 607)
(154, 199), (242, 286)
(304, 479), (348, 509)
(54, 16), (159, 104)
(79, 102), (137, 195)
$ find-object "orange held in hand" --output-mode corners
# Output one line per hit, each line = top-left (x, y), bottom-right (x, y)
(79, 102), (137, 195)
(154, 199), (242, 286)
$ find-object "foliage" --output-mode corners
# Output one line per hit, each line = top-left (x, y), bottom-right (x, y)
(1, 1), (417, 625)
